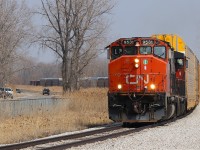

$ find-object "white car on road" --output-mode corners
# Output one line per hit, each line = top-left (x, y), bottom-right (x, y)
(0, 87), (13, 98)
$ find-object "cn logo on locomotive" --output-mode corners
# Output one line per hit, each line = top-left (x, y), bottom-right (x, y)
(125, 74), (149, 85)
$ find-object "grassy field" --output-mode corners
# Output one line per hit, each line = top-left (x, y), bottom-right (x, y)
(0, 86), (111, 144)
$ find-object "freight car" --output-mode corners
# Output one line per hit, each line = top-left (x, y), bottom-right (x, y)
(106, 34), (199, 124)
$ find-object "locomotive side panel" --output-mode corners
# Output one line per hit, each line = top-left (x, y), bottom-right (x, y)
(152, 34), (199, 110)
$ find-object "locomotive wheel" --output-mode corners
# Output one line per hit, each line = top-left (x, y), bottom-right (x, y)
(179, 98), (187, 115)
(181, 100), (186, 115)
(122, 122), (128, 127)
(167, 103), (176, 119)
(122, 122), (130, 127)
(184, 101), (187, 114)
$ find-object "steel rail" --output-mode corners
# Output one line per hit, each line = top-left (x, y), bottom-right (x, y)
(41, 124), (153, 150)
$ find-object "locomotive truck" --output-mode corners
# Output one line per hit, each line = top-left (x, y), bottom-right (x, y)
(106, 34), (199, 124)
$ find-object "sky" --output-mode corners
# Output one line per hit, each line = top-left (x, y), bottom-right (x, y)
(26, 0), (200, 62)
(110, 0), (200, 57)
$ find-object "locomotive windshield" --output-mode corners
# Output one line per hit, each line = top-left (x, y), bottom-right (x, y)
(154, 46), (166, 59)
(124, 46), (138, 55)
(111, 46), (123, 60)
(139, 46), (152, 54)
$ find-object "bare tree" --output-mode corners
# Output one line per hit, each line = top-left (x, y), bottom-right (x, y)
(11, 55), (36, 85)
(12, 59), (61, 85)
(83, 56), (108, 78)
(0, 0), (33, 86)
(39, 0), (114, 92)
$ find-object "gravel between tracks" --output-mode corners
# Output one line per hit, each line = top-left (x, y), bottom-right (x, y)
(71, 105), (200, 150)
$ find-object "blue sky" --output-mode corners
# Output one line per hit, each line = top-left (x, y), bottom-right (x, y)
(26, 0), (200, 62)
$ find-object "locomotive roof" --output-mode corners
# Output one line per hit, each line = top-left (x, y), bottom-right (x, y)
(107, 37), (171, 47)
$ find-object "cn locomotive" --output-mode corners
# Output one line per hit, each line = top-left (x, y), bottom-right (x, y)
(106, 34), (199, 124)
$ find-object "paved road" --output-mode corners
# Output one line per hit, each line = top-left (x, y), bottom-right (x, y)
(14, 90), (57, 100)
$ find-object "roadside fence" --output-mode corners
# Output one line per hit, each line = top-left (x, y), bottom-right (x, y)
(0, 98), (69, 119)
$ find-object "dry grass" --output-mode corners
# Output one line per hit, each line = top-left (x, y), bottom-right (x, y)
(0, 87), (111, 144)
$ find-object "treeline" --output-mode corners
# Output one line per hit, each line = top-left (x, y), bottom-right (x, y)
(0, 0), (113, 92)
(11, 55), (108, 85)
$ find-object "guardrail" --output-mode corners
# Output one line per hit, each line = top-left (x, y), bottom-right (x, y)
(0, 98), (69, 119)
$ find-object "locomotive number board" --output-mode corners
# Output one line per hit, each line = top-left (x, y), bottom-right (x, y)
(123, 39), (134, 45)
(142, 40), (154, 45)
(123, 39), (154, 45)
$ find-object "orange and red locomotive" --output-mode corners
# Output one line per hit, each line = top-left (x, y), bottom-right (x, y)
(107, 34), (199, 124)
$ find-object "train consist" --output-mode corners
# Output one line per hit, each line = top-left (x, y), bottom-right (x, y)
(106, 34), (199, 124)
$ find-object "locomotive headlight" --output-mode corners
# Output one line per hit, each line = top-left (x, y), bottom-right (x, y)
(117, 84), (122, 90)
(134, 58), (139, 68)
(135, 63), (139, 68)
(134, 58), (139, 63)
(150, 84), (156, 90)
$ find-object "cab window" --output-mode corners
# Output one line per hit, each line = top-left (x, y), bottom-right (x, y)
(154, 46), (166, 59)
(124, 46), (137, 55)
(139, 46), (152, 54)
(111, 46), (123, 60)
(175, 58), (184, 69)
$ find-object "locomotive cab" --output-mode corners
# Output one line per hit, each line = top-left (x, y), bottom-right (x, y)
(107, 37), (188, 124)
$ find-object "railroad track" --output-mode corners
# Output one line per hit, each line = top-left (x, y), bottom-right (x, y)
(0, 109), (194, 150)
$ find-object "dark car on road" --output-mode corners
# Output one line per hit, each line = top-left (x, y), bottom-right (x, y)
(16, 88), (21, 93)
(43, 88), (50, 95)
